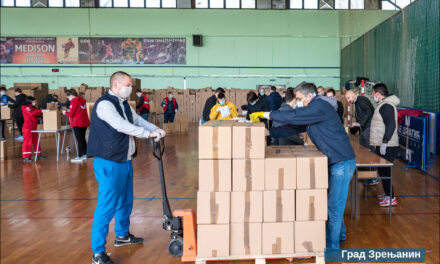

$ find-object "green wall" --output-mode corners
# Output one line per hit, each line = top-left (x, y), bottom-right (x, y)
(0, 8), (394, 90)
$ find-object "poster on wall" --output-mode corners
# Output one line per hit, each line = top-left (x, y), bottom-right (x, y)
(12, 37), (57, 64)
(78, 38), (123, 64)
(57, 37), (79, 64)
(143, 38), (186, 64)
(0, 37), (14, 64)
(121, 38), (143, 64)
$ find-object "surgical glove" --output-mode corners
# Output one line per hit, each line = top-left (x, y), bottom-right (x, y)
(380, 143), (387, 155)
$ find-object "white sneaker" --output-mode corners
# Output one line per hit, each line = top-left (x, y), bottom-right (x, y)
(70, 157), (83, 163)
(80, 155), (87, 161)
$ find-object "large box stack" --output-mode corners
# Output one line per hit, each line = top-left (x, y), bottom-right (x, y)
(14, 83), (49, 104)
(84, 87), (104, 102)
(197, 122), (328, 258)
(161, 113), (189, 134)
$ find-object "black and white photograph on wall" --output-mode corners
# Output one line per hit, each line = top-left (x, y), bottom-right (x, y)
(143, 38), (186, 64)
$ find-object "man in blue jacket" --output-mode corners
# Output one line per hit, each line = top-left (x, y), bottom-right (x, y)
(264, 82), (356, 250)
(265, 86), (282, 111)
(1, 87), (16, 140)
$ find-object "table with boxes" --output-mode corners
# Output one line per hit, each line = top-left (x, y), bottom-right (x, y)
(197, 120), (328, 261)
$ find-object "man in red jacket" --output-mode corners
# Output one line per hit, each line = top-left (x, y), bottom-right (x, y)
(64, 89), (90, 163)
(21, 96), (43, 162)
(161, 92), (178, 123)
(135, 89), (150, 121)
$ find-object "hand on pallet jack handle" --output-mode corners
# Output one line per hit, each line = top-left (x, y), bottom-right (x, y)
(150, 136), (165, 160)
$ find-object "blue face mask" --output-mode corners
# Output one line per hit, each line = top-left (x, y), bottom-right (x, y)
(250, 101), (256, 106)
(219, 100), (226, 106)
(260, 92), (265, 96)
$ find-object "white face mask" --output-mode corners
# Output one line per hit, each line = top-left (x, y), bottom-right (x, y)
(373, 96), (379, 102)
(296, 99), (304, 108)
(0, 92), (5, 96)
(32, 102), (36, 106)
(120, 86), (132, 99)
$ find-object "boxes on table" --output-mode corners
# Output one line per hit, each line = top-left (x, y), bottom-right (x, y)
(1, 106), (12, 120)
(43, 110), (61, 131)
(46, 102), (58, 111)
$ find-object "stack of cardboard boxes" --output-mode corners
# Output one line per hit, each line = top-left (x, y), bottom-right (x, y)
(162, 114), (189, 134)
(197, 121), (327, 258)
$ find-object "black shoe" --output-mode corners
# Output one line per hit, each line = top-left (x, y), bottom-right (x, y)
(92, 252), (114, 264)
(23, 158), (32, 163)
(114, 233), (144, 247)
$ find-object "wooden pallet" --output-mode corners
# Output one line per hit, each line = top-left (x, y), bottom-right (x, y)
(195, 252), (325, 264)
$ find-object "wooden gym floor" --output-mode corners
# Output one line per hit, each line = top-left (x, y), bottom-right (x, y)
(1, 124), (439, 263)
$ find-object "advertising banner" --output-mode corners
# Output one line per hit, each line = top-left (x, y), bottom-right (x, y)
(57, 37), (79, 64)
(0, 37), (14, 63)
(143, 38), (186, 64)
(12, 37), (57, 64)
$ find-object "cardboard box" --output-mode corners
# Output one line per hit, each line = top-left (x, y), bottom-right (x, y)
(86, 102), (94, 121)
(230, 223), (262, 255)
(296, 154), (328, 189)
(46, 102), (58, 111)
(262, 222), (294, 254)
(0, 140), (7, 160)
(1, 106), (12, 120)
(163, 123), (175, 134)
(263, 190), (295, 222)
(199, 159), (231, 192)
(197, 224), (229, 257)
(197, 192), (230, 224)
(231, 191), (263, 223)
(295, 221), (326, 253)
(304, 133), (314, 146)
(232, 159), (265, 191)
(296, 189), (327, 221)
(265, 147), (297, 190)
(232, 122), (266, 159)
(199, 120), (235, 159)
(43, 110), (61, 131)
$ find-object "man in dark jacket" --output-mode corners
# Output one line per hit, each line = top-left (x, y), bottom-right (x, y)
(265, 82), (356, 250)
(39, 94), (59, 109)
(1, 87), (15, 140)
(266, 86), (282, 111)
(325, 88), (344, 123)
(162, 92), (179, 123)
(201, 87), (225, 124)
(8, 88), (27, 141)
(345, 90), (374, 149)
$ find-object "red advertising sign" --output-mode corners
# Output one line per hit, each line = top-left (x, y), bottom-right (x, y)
(12, 37), (57, 64)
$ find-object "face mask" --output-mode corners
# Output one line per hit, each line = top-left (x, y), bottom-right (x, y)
(250, 101), (256, 106)
(373, 96), (379, 103)
(32, 102), (36, 106)
(296, 100), (304, 108)
(120, 86), (132, 99)
(260, 92), (265, 96)
(219, 100), (226, 106)
(0, 92), (5, 96)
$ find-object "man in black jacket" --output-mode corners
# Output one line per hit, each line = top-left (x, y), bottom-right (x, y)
(345, 90), (374, 149)
(201, 87), (225, 124)
(39, 94), (59, 109)
(325, 88), (344, 123)
(8, 88), (27, 141)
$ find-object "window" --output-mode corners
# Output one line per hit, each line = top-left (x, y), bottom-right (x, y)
(130, 0), (144, 6)
(290, 0), (302, 8)
(66, 0), (80, 7)
(1, 0), (15, 6)
(100, 0), (112, 7)
(16, 0), (31, 6)
(304, 0), (317, 9)
(226, 0), (239, 8)
(162, 0), (176, 7)
(210, 0), (224, 8)
(49, 0), (63, 6)
(114, 0), (128, 7)
(195, 0), (208, 7)
(146, 0), (160, 7)
(396, 0), (410, 8)
(241, 0), (255, 8)
(335, 0), (348, 9)
(350, 0), (363, 9)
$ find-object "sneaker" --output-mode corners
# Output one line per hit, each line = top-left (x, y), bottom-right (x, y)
(70, 156), (83, 163)
(368, 179), (380, 185)
(23, 158), (32, 163)
(92, 252), (114, 264)
(379, 197), (397, 207)
(377, 193), (387, 200)
(15, 136), (23, 142)
(80, 155), (87, 161)
(114, 233), (144, 247)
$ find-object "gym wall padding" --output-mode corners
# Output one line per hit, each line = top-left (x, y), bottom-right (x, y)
(341, 0), (440, 112)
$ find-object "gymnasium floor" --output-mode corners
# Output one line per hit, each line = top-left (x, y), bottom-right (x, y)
(1, 124), (439, 263)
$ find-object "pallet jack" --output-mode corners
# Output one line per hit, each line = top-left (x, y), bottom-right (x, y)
(151, 138), (197, 262)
